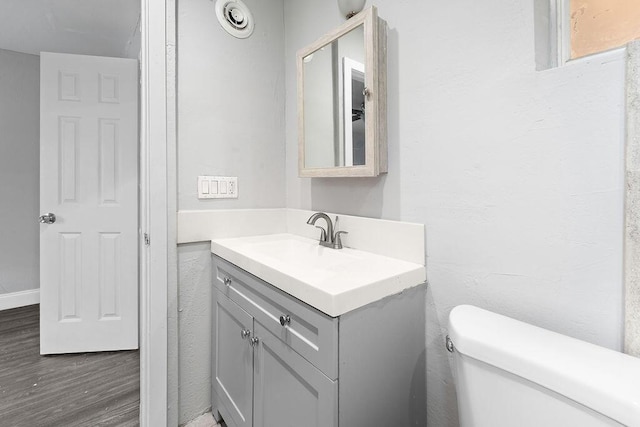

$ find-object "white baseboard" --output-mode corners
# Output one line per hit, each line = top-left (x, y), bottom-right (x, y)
(0, 289), (40, 311)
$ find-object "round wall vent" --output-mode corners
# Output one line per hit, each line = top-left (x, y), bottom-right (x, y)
(215, 0), (255, 39)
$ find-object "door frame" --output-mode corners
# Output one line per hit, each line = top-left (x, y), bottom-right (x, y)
(140, 0), (175, 425)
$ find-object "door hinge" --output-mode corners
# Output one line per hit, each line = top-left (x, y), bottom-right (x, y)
(144, 233), (150, 246)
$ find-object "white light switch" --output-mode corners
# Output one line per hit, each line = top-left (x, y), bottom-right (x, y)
(198, 176), (238, 199)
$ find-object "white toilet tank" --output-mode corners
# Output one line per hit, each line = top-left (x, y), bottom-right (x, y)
(448, 305), (640, 427)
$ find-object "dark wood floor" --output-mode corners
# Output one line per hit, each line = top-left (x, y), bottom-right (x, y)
(0, 305), (139, 426)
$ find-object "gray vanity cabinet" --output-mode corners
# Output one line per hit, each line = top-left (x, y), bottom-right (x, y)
(212, 254), (427, 427)
(212, 256), (338, 427)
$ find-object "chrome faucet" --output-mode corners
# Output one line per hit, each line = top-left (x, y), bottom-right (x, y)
(306, 212), (348, 249)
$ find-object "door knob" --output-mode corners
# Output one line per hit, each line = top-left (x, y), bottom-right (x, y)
(39, 213), (56, 224)
(240, 328), (251, 340)
(250, 336), (260, 347)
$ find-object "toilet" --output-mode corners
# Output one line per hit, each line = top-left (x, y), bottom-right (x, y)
(448, 305), (640, 427)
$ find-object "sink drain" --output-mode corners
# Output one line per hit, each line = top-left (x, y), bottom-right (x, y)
(215, 0), (254, 39)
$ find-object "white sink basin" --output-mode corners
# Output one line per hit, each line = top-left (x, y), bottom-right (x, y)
(251, 235), (362, 268)
(211, 233), (426, 316)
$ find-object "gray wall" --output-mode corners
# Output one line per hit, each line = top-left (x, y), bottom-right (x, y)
(176, 0), (286, 423)
(0, 49), (40, 296)
(178, 0), (285, 211)
(177, 242), (213, 424)
(283, 1), (625, 426)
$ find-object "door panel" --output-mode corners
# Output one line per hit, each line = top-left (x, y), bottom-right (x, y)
(214, 291), (254, 427)
(39, 52), (138, 354)
(253, 323), (337, 427)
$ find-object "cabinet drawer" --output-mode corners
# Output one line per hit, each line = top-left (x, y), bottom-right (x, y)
(213, 255), (338, 380)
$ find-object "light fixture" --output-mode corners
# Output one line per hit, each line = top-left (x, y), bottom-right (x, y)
(337, 0), (367, 19)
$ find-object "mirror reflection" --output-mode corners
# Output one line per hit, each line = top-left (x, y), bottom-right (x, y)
(303, 24), (365, 168)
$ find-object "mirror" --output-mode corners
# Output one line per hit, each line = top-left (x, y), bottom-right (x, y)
(297, 6), (387, 177)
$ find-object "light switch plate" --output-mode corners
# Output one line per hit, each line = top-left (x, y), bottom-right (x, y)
(198, 176), (238, 199)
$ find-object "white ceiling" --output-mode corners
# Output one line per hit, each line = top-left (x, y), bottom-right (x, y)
(0, 0), (140, 58)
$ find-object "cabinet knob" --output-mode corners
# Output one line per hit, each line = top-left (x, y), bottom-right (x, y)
(240, 328), (251, 340)
(279, 314), (291, 327)
(223, 277), (232, 286)
(250, 336), (260, 347)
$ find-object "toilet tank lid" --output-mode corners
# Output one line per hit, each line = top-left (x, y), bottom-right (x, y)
(448, 305), (640, 426)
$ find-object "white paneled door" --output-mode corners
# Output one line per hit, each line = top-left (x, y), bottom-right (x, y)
(39, 53), (138, 354)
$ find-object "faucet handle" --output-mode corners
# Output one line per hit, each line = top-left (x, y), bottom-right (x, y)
(334, 231), (348, 249)
(315, 225), (327, 242)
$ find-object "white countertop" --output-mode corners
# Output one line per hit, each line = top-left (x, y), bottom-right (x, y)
(211, 233), (426, 317)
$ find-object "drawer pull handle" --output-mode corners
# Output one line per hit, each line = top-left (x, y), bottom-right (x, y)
(240, 329), (251, 340)
(279, 315), (291, 326)
(223, 277), (232, 286)
(250, 336), (260, 347)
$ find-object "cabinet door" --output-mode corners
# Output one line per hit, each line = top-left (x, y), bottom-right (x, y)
(253, 322), (337, 427)
(213, 291), (254, 427)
